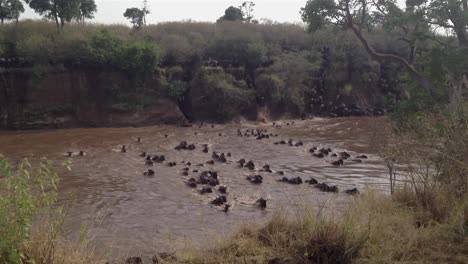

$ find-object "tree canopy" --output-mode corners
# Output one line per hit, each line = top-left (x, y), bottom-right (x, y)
(218, 6), (244, 22)
(25, 0), (97, 30)
(241, 1), (255, 23)
(0, 0), (24, 24)
(124, 7), (149, 29)
(301, 0), (468, 104)
(76, 0), (97, 24)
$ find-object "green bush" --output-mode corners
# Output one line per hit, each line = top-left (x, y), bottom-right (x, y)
(205, 27), (264, 69)
(159, 34), (194, 66)
(74, 30), (160, 73)
(255, 73), (284, 105)
(191, 70), (255, 122)
(256, 51), (321, 115)
(163, 80), (187, 101)
(0, 156), (62, 264)
(166, 65), (185, 81)
(2, 26), (160, 76)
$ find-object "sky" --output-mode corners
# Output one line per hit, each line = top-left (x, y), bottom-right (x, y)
(22, 0), (308, 25)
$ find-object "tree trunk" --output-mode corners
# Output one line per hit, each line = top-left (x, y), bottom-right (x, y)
(0, 70), (15, 129)
(448, 73), (468, 107)
(54, 14), (60, 32)
(53, 2), (60, 33)
(409, 42), (417, 65)
(451, 3), (468, 48)
(455, 27), (468, 48)
(0, 74), (8, 129)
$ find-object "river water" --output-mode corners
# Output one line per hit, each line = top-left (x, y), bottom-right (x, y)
(0, 117), (389, 257)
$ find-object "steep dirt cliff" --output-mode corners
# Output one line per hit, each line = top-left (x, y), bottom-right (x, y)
(0, 69), (186, 129)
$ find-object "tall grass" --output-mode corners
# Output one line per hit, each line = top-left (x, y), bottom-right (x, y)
(176, 192), (467, 264)
(0, 157), (59, 263)
(173, 210), (366, 264)
(0, 156), (103, 264)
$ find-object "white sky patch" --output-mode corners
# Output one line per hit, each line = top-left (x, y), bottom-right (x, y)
(22, 0), (308, 25)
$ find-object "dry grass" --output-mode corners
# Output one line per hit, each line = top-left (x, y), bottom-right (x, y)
(21, 211), (107, 264)
(171, 205), (367, 264)
(170, 191), (467, 264)
(350, 192), (468, 263)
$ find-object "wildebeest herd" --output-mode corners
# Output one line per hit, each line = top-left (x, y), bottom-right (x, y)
(63, 121), (366, 214)
(64, 120), (369, 264)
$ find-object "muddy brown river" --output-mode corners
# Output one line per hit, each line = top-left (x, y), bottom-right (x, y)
(0, 117), (389, 257)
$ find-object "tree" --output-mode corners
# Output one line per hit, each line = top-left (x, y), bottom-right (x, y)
(76, 0), (97, 24)
(301, 0), (468, 103)
(218, 6), (244, 22)
(0, 0), (25, 24)
(9, 0), (23, 23)
(428, 0), (468, 47)
(25, 0), (81, 31)
(240, 1), (255, 23)
(142, 0), (149, 25)
(124, 6), (149, 29)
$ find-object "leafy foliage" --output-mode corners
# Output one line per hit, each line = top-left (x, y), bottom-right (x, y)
(0, 0), (24, 24)
(50, 29), (160, 74)
(124, 7), (149, 30)
(240, 1), (255, 23)
(76, 0), (97, 24)
(256, 51), (321, 114)
(191, 70), (255, 121)
(0, 156), (62, 264)
(301, 0), (468, 110)
(218, 6), (244, 22)
(25, 0), (97, 30)
(300, 0), (338, 32)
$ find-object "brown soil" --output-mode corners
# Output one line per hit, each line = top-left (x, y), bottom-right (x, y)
(106, 99), (187, 127)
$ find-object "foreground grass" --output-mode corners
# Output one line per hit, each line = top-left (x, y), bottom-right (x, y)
(7, 190), (467, 264)
(171, 191), (467, 264)
(0, 157), (106, 264)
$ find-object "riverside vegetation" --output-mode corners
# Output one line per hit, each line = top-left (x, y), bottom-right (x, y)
(0, 19), (413, 129)
(0, 0), (466, 129)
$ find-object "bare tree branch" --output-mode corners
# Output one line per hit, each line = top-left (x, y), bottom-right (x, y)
(371, 0), (387, 16)
(397, 37), (411, 43)
(426, 18), (456, 29)
(343, 0), (435, 97)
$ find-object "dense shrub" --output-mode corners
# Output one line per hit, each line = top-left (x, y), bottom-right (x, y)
(158, 34), (194, 66)
(190, 70), (255, 122)
(255, 73), (284, 105)
(256, 51), (321, 115)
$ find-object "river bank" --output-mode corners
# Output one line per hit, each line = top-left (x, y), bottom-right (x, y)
(1, 21), (395, 131)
